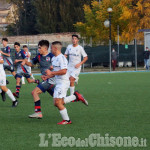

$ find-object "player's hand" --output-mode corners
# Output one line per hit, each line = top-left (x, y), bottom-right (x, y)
(50, 66), (53, 70)
(21, 60), (25, 66)
(0, 51), (3, 54)
(75, 63), (81, 69)
(41, 75), (48, 81)
(14, 60), (19, 64)
(45, 69), (54, 78)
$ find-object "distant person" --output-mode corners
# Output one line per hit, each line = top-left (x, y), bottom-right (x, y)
(22, 45), (35, 84)
(0, 38), (16, 77)
(143, 47), (150, 70)
(64, 35), (88, 95)
(111, 48), (118, 71)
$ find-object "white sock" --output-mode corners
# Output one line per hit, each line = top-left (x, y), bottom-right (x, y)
(64, 95), (76, 104)
(70, 86), (75, 95)
(59, 108), (70, 121)
(6, 89), (16, 102)
(22, 77), (25, 83)
(31, 74), (35, 79)
(0, 89), (2, 93)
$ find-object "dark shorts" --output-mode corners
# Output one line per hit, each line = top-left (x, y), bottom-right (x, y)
(16, 73), (30, 79)
(37, 80), (55, 96)
(4, 65), (14, 72)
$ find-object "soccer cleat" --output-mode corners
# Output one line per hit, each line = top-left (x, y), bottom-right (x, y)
(1, 90), (6, 101)
(13, 92), (19, 98)
(28, 112), (43, 119)
(57, 120), (72, 125)
(22, 82), (25, 84)
(6, 80), (9, 84)
(74, 91), (88, 106)
(12, 100), (18, 107)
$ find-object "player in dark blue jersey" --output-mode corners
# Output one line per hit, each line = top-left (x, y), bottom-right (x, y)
(22, 40), (55, 118)
(13, 42), (39, 98)
(0, 38), (16, 77)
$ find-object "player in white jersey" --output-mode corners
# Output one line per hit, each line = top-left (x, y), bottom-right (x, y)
(64, 34), (88, 95)
(22, 45), (35, 84)
(0, 53), (18, 107)
(43, 41), (88, 125)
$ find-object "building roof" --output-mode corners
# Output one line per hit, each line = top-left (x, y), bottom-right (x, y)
(0, 0), (11, 11)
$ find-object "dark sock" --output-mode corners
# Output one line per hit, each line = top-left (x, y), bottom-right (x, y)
(35, 100), (41, 113)
(16, 86), (21, 94)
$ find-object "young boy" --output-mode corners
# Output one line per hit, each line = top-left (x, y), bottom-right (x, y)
(13, 42), (39, 98)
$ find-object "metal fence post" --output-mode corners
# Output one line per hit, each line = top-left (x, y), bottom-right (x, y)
(134, 39), (137, 71)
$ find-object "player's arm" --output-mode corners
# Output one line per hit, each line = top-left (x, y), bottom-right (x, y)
(75, 56), (88, 68)
(64, 54), (68, 58)
(14, 59), (26, 64)
(45, 69), (67, 79)
(0, 58), (4, 64)
(21, 59), (33, 67)
(0, 50), (10, 57)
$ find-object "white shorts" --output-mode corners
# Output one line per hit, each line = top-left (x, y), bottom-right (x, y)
(53, 80), (70, 99)
(0, 72), (6, 86)
(68, 67), (81, 79)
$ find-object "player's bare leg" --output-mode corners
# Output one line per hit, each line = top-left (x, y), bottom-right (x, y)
(69, 76), (75, 95)
(55, 98), (72, 125)
(26, 78), (39, 84)
(28, 87), (43, 119)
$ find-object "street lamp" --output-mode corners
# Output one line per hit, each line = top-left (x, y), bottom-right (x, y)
(104, 7), (113, 72)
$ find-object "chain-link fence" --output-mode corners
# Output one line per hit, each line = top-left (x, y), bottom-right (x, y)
(0, 42), (146, 73)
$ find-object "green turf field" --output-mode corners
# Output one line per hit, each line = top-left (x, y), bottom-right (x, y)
(0, 72), (149, 150)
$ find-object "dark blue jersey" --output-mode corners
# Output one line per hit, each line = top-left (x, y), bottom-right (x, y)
(1, 46), (13, 65)
(32, 52), (54, 75)
(15, 50), (27, 67)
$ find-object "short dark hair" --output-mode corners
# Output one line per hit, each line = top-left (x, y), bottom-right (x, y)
(52, 41), (62, 46)
(72, 34), (79, 39)
(14, 42), (20, 47)
(38, 40), (49, 48)
(2, 38), (8, 42)
(23, 45), (28, 48)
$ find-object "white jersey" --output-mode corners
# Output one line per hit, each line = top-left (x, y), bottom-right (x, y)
(52, 53), (69, 82)
(25, 51), (31, 62)
(0, 53), (5, 74)
(65, 44), (87, 68)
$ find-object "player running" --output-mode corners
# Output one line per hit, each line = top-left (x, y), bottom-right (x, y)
(43, 41), (88, 124)
(22, 45), (35, 84)
(64, 35), (88, 95)
(0, 53), (18, 107)
(21, 40), (55, 119)
(13, 42), (39, 98)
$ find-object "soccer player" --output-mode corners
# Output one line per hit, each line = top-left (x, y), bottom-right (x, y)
(0, 38), (16, 100)
(22, 45), (35, 84)
(0, 38), (16, 77)
(0, 53), (18, 107)
(64, 35), (88, 95)
(43, 41), (88, 125)
(21, 40), (55, 119)
(13, 42), (39, 98)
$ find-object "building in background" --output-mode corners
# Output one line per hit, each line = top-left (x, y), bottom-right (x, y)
(0, 0), (15, 33)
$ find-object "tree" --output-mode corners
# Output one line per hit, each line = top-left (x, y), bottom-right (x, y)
(119, 0), (150, 43)
(74, 0), (122, 44)
(6, 0), (37, 35)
